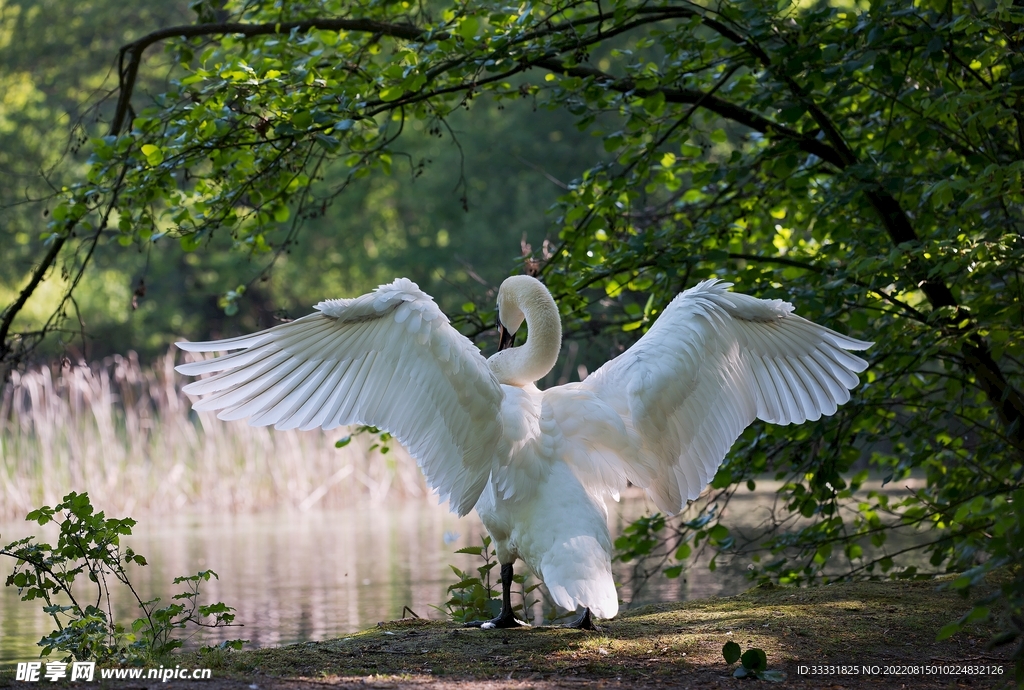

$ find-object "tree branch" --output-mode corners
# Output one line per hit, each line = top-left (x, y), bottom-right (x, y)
(11, 7), (1023, 444)
(681, 11), (1024, 448)
(726, 252), (928, 322)
(532, 58), (847, 167)
(0, 230), (72, 364)
(536, 52), (1024, 448)
(111, 18), (448, 135)
(109, 7), (701, 136)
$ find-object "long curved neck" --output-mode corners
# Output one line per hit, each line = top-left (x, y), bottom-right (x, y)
(489, 284), (562, 387)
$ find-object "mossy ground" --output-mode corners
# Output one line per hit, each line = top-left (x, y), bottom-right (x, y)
(147, 578), (1017, 690)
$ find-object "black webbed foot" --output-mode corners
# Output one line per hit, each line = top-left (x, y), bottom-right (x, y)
(463, 562), (529, 629)
(564, 607), (598, 630)
(463, 611), (528, 629)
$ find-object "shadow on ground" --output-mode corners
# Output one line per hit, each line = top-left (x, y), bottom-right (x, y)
(3, 579), (1015, 689)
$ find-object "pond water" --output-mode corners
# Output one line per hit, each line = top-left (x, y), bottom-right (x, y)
(0, 492), (759, 664)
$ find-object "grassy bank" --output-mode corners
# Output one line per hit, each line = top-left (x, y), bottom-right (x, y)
(163, 577), (1016, 689)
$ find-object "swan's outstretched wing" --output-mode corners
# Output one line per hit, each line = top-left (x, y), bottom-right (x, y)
(174, 278), (505, 516)
(562, 279), (872, 514)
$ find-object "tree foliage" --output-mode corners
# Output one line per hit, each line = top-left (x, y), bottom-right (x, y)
(0, 0), (594, 361)
(0, 0), (195, 359)
(1, 0), (1022, 674)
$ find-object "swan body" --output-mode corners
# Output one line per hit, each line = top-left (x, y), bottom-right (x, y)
(175, 275), (871, 625)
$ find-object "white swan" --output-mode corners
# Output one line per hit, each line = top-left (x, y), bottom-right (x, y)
(175, 275), (871, 629)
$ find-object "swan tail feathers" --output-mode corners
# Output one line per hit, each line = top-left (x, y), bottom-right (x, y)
(539, 536), (618, 620)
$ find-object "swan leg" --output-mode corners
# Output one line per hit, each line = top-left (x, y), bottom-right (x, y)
(463, 563), (528, 629)
(564, 607), (597, 631)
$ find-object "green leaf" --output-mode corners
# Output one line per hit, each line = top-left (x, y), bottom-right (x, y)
(140, 144), (164, 166)
(963, 606), (990, 624)
(603, 134), (624, 152)
(642, 91), (665, 116)
(936, 622), (961, 641)
(723, 641), (741, 664)
(380, 86), (405, 102)
(457, 16), (480, 39)
(179, 234), (201, 252)
(314, 134), (340, 153)
(741, 648), (768, 672)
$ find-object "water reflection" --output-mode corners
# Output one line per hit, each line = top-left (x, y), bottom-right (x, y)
(1, 493), (753, 664)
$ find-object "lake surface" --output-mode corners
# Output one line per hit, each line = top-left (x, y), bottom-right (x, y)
(0, 492), (758, 664)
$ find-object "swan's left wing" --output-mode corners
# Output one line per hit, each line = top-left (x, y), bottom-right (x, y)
(174, 278), (504, 516)
(559, 279), (872, 514)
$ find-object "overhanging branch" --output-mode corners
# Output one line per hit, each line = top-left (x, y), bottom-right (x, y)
(112, 18), (447, 135)
(109, 7), (698, 136)
(0, 232), (71, 363)
(533, 55), (1024, 447)
(532, 58), (846, 167)
(10, 7), (1023, 445)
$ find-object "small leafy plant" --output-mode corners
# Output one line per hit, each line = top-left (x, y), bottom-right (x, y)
(440, 535), (541, 624)
(1, 492), (245, 663)
(723, 641), (786, 682)
(441, 535), (500, 623)
(613, 505), (726, 599)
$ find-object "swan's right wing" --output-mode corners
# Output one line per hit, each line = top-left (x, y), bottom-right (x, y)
(174, 278), (505, 516)
(562, 280), (871, 514)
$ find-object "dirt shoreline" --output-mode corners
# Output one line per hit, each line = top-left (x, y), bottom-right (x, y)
(1, 579), (1016, 689)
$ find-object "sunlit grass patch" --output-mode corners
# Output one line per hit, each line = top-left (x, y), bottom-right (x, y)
(171, 577), (1012, 688)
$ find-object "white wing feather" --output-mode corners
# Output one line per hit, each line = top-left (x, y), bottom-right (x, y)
(565, 279), (872, 514)
(174, 278), (505, 516)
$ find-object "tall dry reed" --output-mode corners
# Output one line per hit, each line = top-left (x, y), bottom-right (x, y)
(0, 351), (428, 521)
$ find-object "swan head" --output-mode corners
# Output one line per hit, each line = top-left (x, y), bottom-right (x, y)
(496, 278), (528, 350)
(489, 275), (562, 386)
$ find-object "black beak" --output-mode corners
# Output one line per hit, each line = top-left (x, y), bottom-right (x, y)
(497, 319), (516, 351)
